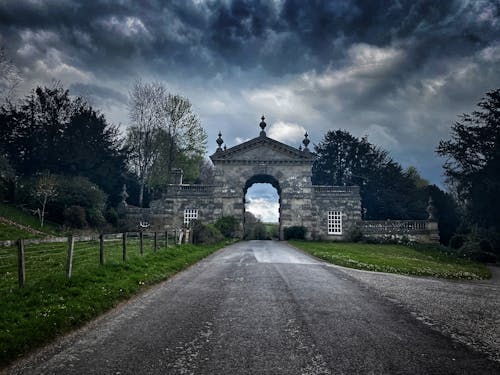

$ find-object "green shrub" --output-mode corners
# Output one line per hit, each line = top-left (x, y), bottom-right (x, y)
(449, 234), (466, 249)
(479, 239), (493, 253)
(104, 207), (118, 226)
(86, 207), (106, 227)
(457, 241), (497, 263)
(253, 222), (268, 240)
(63, 205), (87, 228)
(284, 226), (306, 240)
(349, 228), (364, 242)
(191, 220), (224, 244)
(214, 216), (239, 238)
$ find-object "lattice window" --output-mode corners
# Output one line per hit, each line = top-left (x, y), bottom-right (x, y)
(328, 211), (342, 235)
(184, 209), (198, 225)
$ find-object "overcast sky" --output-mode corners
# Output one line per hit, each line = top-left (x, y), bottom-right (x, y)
(1, 0), (499, 221)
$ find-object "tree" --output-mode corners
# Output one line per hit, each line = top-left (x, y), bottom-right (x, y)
(162, 93), (207, 182)
(127, 81), (165, 207)
(437, 88), (500, 231)
(0, 47), (21, 103)
(0, 83), (128, 204)
(313, 130), (429, 220)
(32, 173), (58, 227)
(126, 81), (207, 204)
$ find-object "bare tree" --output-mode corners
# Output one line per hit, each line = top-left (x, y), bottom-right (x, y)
(33, 174), (58, 227)
(127, 80), (165, 207)
(0, 47), (21, 103)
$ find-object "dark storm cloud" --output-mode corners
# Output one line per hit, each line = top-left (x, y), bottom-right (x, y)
(0, 0), (499, 186)
(70, 82), (127, 106)
(1, 0), (498, 79)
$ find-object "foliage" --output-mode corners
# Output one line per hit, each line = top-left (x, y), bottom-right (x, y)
(312, 130), (428, 220)
(437, 88), (500, 232)
(291, 240), (491, 280)
(0, 83), (128, 205)
(425, 185), (460, 245)
(0, 46), (22, 103)
(191, 220), (224, 244)
(0, 240), (226, 368)
(349, 228), (364, 243)
(214, 216), (239, 238)
(126, 81), (207, 204)
(243, 212), (269, 240)
(104, 207), (119, 226)
(63, 205), (87, 228)
(284, 226), (306, 240)
(456, 241), (497, 263)
(449, 234), (466, 249)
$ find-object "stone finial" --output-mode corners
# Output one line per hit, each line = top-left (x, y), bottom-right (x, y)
(216, 131), (224, 151)
(426, 196), (437, 221)
(259, 115), (267, 137)
(302, 132), (310, 151)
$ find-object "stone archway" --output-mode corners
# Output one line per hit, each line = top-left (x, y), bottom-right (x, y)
(142, 117), (362, 241)
(243, 174), (282, 239)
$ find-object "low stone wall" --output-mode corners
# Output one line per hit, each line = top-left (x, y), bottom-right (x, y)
(357, 220), (439, 243)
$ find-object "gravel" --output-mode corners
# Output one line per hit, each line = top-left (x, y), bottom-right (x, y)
(335, 263), (500, 363)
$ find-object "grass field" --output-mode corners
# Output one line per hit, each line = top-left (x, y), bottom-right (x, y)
(289, 240), (491, 280)
(0, 237), (229, 368)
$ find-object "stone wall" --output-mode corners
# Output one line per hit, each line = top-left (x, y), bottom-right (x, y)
(310, 186), (362, 240)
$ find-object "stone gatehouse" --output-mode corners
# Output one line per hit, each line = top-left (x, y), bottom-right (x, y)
(125, 117), (361, 240)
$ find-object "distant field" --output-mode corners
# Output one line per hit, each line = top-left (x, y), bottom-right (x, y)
(289, 241), (491, 280)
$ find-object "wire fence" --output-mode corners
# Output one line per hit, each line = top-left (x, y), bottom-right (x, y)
(0, 230), (182, 294)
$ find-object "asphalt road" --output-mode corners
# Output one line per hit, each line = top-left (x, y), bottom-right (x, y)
(6, 241), (500, 374)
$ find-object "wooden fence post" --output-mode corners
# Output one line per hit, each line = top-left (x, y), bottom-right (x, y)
(154, 232), (157, 252)
(66, 235), (75, 279)
(99, 234), (104, 265)
(165, 230), (168, 249)
(122, 232), (127, 261)
(139, 231), (143, 255)
(17, 239), (25, 288)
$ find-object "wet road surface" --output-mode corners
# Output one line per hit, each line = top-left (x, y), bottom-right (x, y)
(5, 241), (500, 374)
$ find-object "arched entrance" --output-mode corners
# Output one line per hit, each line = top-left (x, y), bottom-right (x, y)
(243, 174), (281, 239)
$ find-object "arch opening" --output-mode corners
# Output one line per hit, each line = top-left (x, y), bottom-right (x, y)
(243, 174), (281, 240)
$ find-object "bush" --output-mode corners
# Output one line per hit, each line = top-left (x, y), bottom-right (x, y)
(63, 205), (87, 228)
(191, 220), (224, 244)
(104, 207), (118, 226)
(349, 228), (363, 242)
(449, 234), (466, 249)
(214, 216), (239, 238)
(284, 226), (306, 240)
(479, 239), (493, 253)
(86, 208), (105, 228)
(457, 241), (497, 263)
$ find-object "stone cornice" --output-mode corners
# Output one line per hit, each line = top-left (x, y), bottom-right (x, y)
(210, 135), (314, 163)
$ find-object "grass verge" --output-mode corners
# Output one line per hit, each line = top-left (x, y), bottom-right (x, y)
(0, 240), (229, 369)
(289, 240), (491, 280)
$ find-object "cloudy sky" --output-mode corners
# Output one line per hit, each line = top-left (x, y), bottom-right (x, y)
(1, 0), (499, 221)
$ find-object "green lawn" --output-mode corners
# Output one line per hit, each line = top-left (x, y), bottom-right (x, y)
(0, 221), (41, 241)
(0, 203), (59, 239)
(289, 240), (491, 280)
(0, 238), (229, 368)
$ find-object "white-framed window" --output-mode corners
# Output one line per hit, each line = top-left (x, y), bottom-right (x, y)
(184, 209), (198, 225)
(328, 211), (342, 235)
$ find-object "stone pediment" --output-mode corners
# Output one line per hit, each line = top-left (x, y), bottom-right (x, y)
(210, 135), (313, 164)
